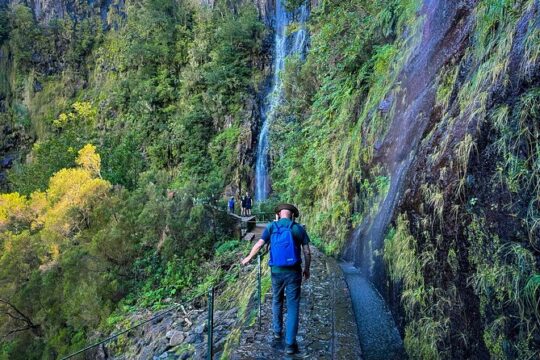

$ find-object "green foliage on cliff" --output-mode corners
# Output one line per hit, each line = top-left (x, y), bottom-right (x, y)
(1, 0), (539, 358)
(272, 0), (420, 252)
(273, 0), (540, 358)
(0, 1), (265, 358)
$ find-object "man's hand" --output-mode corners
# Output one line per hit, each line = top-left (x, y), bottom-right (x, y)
(302, 244), (311, 280)
(241, 239), (265, 266)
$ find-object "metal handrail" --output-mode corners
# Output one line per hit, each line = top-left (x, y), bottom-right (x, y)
(61, 202), (268, 359)
(207, 287), (215, 360)
(258, 254), (262, 330)
(61, 278), (229, 360)
(61, 254), (267, 359)
(61, 304), (185, 359)
(253, 212), (275, 222)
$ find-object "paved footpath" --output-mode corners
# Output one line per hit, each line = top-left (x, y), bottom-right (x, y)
(231, 245), (362, 360)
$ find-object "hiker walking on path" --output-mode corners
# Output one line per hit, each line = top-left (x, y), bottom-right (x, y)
(228, 196), (235, 214)
(241, 195), (246, 216)
(241, 203), (311, 355)
(244, 192), (253, 216)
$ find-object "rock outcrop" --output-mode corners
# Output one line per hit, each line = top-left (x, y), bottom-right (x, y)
(340, 0), (540, 357)
(101, 305), (239, 360)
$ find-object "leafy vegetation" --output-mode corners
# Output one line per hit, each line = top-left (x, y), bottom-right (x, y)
(0, 0), (266, 358)
(1, 0), (539, 358)
(272, 0), (420, 252)
(271, 0), (539, 358)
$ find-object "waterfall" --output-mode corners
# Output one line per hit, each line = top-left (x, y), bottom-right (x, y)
(255, 1), (309, 201)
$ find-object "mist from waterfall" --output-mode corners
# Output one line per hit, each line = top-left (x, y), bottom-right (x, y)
(255, 1), (309, 201)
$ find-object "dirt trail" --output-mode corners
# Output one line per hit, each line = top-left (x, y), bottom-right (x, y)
(230, 246), (361, 360)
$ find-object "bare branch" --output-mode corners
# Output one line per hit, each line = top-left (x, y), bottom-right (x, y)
(0, 298), (41, 337)
(0, 298), (34, 326)
(4, 326), (32, 337)
(2, 310), (27, 323)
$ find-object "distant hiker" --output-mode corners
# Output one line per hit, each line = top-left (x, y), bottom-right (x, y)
(241, 195), (247, 216)
(241, 203), (311, 355)
(244, 192), (253, 216)
(228, 197), (235, 214)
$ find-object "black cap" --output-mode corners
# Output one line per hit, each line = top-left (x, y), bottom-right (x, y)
(274, 203), (300, 218)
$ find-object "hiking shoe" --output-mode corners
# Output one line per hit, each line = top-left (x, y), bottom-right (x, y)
(285, 343), (298, 355)
(273, 332), (282, 340)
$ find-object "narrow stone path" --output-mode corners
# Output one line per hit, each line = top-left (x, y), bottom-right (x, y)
(230, 246), (361, 360)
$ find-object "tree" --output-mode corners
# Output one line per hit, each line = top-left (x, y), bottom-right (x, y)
(8, 4), (40, 69)
(76, 144), (101, 178)
(0, 298), (41, 338)
(0, 193), (30, 231)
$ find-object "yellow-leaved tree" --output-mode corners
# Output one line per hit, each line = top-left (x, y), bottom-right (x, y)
(1, 143), (111, 265)
(75, 143), (102, 177)
(52, 101), (97, 128)
(0, 143), (112, 345)
(0, 193), (31, 230)
(40, 144), (110, 259)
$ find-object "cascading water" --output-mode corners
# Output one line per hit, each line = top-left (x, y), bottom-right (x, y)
(255, 1), (309, 201)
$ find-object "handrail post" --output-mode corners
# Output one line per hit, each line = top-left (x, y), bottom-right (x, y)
(257, 254), (262, 330)
(207, 287), (214, 360)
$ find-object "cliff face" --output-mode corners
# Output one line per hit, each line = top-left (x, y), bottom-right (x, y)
(199, 0), (318, 24)
(348, 1), (540, 358)
(0, 0), (274, 193)
(270, 0), (539, 357)
(1, 0), (119, 24)
(29, 0), (72, 23)
(344, 0), (477, 286)
(9, 0), (275, 25)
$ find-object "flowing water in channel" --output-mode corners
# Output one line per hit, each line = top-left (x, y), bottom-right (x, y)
(255, 1), (309, 201)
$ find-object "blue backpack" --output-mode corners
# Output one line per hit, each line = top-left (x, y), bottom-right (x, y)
(269, 221), (301, 266)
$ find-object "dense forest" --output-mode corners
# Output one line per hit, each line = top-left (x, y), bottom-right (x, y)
(1, 0), (539, 359)
(0, 0), (267, 357)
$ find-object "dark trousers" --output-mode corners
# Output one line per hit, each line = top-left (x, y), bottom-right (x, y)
(271, 271), (302, 345)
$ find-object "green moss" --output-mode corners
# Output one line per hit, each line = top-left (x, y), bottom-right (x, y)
(404, 317), (448, 360)
(384, 214), (456, 357)
(467, 216), (538, 358)
(384, 215), (422, 300)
